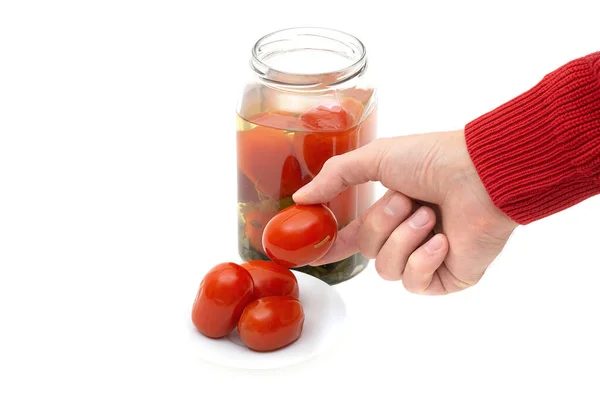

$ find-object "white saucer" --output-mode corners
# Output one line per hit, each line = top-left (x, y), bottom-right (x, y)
(189, 270), (347, 370)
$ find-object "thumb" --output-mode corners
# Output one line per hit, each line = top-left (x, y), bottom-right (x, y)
(293, 138), (392, 205)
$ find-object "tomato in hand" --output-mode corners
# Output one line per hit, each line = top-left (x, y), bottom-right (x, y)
(191, 263), (254, 339)
(240, 260), (299, 300)
(262, 204), (338, 267)
(237, 296), (305, 352)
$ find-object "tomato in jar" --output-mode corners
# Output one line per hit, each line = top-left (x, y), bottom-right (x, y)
(236, 28), (377, 285)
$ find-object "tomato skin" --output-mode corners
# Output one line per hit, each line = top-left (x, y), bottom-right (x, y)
(293, 129), (357, 177)
(237, 111), (310, 199)
(191, 263), (254, 339)
(294, 104), (358, 177)
(237, 296), (305, 352)
(262, 204), (338, 268)
(240, 260), (299, 300)
(279, 155), (309, 198)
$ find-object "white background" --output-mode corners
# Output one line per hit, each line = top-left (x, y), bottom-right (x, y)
(1, 1), (599, 407)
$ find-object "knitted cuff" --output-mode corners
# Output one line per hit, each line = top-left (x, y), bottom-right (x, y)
(465, 52), (600, 225)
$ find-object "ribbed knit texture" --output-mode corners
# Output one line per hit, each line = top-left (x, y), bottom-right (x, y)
(465, 52), (600, 225)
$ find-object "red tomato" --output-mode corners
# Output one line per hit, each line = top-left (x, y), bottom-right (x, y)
(191, 263), (254, 339)
(240, 260), (299, 300)
(237, 296), (305, 352)
(237, 126), (293, 198)
(238, 110), (310, 199)
(294, 104), (358, 177)
(244, 209), (276, 254)
(293, 129), (357, 177)
(262, 204), (338, 268)
(279, 155), (311, 198)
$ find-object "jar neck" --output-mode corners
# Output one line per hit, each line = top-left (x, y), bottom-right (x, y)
(250, 27), (367, 90)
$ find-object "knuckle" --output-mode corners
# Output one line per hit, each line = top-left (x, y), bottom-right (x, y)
(403, 258), (416, 276)
(387, 227), (409, 248)
(357, 224), (378, 259)
(364, 212), (388, 236)
(370, 139), (391, 181)
(375, 256), (400, 281)
(403, 267), (428, 294)
(322, 155), (341, 172)
(374, 257), (390, 280)
(416, 140), (444, 187)
(358, 239), (377, 259)
(449, 271), (478, 290)
(402, 278), (422, 294)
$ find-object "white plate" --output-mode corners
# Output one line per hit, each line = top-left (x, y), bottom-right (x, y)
(189, 270), (347, 370)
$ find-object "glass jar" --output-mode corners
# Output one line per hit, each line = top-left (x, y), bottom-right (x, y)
(236, 27), (377, 285)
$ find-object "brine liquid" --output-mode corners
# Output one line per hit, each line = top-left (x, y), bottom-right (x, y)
(236, 98), (377, 285)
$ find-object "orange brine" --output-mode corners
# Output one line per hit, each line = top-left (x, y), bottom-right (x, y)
(237, 90), (376, 284)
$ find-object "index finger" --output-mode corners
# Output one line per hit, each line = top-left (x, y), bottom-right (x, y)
(292, 139), (389, 205)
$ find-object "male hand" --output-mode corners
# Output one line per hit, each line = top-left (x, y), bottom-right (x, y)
(293, 130), (518, 295)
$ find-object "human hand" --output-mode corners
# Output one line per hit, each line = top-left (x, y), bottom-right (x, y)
(292, 130), (518, 295)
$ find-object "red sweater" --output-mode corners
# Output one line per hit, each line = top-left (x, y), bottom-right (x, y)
(465, 51), (600, 225)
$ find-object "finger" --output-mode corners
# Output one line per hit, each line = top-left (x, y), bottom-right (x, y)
(374, 206), (437, 281)
(358, 191), (413, 259)
(433, 264), (479, 294)
(309, 190), (395, 266)
(292, 138), (390, 204)
(309, 217), (361, 265)
(402, 234), (449, 294)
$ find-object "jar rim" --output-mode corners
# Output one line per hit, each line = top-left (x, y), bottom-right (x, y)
(251, 27), (367, 88)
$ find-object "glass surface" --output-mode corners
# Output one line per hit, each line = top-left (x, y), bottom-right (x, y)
(236, 28), (377, 285)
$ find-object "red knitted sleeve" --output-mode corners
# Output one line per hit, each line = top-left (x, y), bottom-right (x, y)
(465, 52), (600, 225)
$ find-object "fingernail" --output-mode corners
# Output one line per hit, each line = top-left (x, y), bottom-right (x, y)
(293, 187), (307, 199)
(383, 193), (407, 216)
(409, 208), (430, 228)
(426, 235), (443, 253)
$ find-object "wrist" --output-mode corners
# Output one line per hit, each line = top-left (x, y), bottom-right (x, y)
(451, 129), (519, 230)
